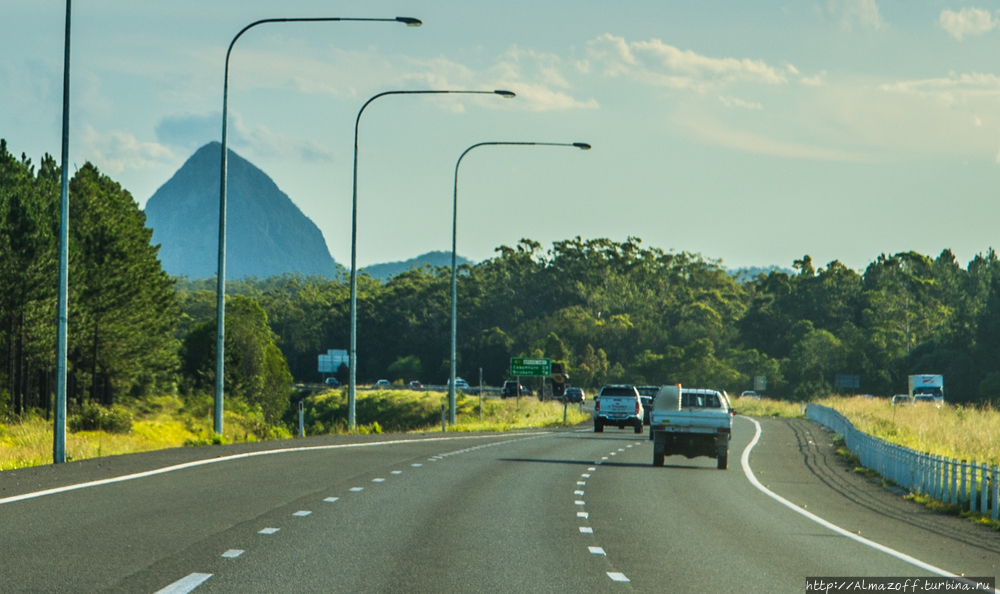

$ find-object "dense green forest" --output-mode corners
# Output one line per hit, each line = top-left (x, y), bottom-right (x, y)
(3, 140), (1000, 428)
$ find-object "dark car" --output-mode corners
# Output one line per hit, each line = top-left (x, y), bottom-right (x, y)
(501, 381), (531, 398)
(324, 377), (341, 388)
(564, 387), (585, 403)
(636, 385), (659, 425)
(408, 381), (423, 390)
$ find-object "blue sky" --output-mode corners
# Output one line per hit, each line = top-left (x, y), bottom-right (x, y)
(3, 0), (1000, 270)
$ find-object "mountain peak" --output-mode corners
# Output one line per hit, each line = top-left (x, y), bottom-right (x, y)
(144, 143), (337, 279)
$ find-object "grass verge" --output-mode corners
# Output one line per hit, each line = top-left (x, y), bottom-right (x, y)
(0, 395), (289, 471)
(733, 397), (806, 418)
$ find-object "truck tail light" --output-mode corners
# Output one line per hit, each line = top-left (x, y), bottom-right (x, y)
(717, 427), (731, 434)
(595, 400), (600, 412)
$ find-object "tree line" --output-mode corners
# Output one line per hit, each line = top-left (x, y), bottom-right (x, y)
(179, 239), (1000, 405)
(0, 141), (289, 422)
(4, 139), (1000, 429)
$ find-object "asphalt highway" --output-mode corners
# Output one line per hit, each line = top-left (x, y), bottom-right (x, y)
(1, 417), (997, 593)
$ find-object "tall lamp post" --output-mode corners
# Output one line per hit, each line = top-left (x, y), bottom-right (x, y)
(53, 0), (72, 463)
(449, 142), (591, 424)
(348, 89), (515, 430)
(214, 16), (421, 435)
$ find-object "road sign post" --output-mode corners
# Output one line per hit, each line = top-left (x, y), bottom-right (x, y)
(754, 376), (767, 392)
(510, 357), (551, 377)
(298, 401), (304, 437)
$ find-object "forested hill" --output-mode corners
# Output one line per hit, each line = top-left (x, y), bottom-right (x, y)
(144, 142), (338, 280)
(361, 251), (473, 280)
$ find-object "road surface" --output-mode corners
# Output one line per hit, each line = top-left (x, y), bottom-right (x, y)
(1, 417), (997, 592)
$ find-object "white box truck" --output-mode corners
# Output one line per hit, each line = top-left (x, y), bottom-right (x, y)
(908, 375), (944, 404)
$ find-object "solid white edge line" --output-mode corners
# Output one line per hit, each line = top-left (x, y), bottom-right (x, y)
(0, 432), (551, 506)
(153, 572), (212, 594)
(740, 417), (996, 593)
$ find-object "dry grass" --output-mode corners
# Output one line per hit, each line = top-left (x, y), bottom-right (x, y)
(816, 396), (1000, 466)
(446, 397), (590, 432)
(732, 397), (806, 418)
(0, 396), (279, 471)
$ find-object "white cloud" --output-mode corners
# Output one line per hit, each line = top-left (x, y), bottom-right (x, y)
(227, 44), (597, 113)
(880, 72), (1000, 102)
(719, 96), (763, 110)
(800, 73), (826, 86)
(586, 34), (791, 92)
(154, 112), (334, 163)
(825, 0), (885, 31)
(939, 8), (999, 41)
(80, 126), (175, 173)
(676, 109), (865, 162)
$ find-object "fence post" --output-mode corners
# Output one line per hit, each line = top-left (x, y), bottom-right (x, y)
(981, 462), (989, 515)
(970, 462), (978, 512)
(960, 460), (967, 503)
(993, 466), (999, 522)
(950, 458), (959, 506)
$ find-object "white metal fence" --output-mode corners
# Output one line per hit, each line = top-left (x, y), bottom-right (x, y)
(807, 404), (999, 520)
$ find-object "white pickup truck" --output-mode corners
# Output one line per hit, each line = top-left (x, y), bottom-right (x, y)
(594, 384), (644, 434)
(649, 385), (733, 469)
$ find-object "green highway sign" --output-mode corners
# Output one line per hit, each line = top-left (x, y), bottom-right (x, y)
(510, 357), (551, 377)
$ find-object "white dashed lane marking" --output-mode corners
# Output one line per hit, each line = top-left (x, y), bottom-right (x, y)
(390, 470), (402, 474)
(577, 481), (586, 486)
(587, 467), (596, 471)
(579, 527), (593, 534)
(220, 549), (244, 558)
(608, 572), (630, 582)
(292, 511), (312, 517)
(372, 478), (385, 482)
(153, 573), (212, 594)
(258, 528), (279, 535)
(349, 487), (364, 492)
(323, 497), (339, 503)
(411, 463), (422, 467)
(601, 457), (608, 460)
(588, 546), (606, 555)
(577, 512), (589, 519)
(574, 490), (584, 496)
(574, 500), (585, 506)
(581, 473), (591, 478)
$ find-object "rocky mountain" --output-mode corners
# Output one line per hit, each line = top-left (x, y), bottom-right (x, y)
(361, 251), (473, 281)
(144, 142), (337, 280)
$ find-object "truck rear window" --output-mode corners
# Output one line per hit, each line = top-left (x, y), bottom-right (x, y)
(599, 387), (636, 397)
(682, 393), (721, 408)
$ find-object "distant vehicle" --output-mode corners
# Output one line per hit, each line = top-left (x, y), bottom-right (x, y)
(636, 386), (659, 425)
(324, 377), (341, 388)
(740, 390), (760, 400)
(501, 381), (531, 398)
(408, 381), (423, 390)
(564, 387), (585, 403)
(891, 394), (911, 405)
(912, 394), (941, 408)
(448, 378), (470, 390)
(374, 379), (392, 389)
(649, 386), (733, 470)
(594, 384), (643, 434)
(909, 374), (944, 404)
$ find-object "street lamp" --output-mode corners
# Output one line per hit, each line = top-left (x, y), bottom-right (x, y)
(213, 16), (421, 435)
(53, 0), (72, 463)
(348, 89), (515, 430)
(449, 141), (591, 424)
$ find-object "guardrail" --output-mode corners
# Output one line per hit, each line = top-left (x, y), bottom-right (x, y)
(807, 404), (999, 521)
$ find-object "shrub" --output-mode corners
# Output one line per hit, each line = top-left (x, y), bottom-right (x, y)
(68, 403), (134, 434)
